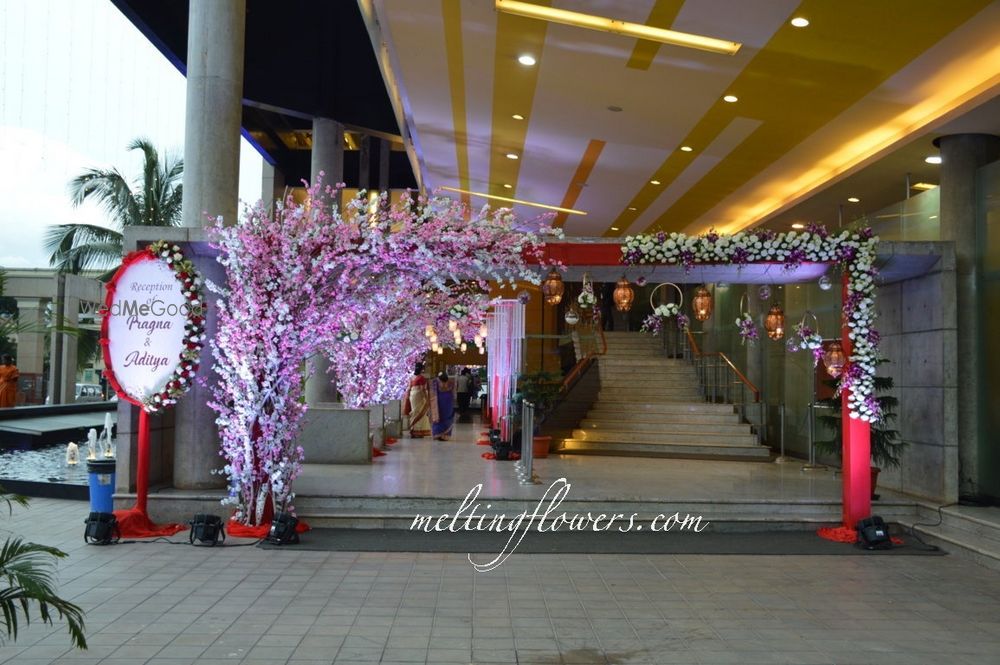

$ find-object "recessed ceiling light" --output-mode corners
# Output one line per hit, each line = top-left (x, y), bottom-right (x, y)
(790, 17), (809, 27)
(925, 155), (942, 164)
(610, 227), (620, 231)
(503, 183), (512, 189)
(518, 54), (536, 66)
(847, 197), (860, 203)
(628, 206), (637, 211)
(650, 179), (661, 185)
(723, 94), (738, 103)
(607, 105), (623, 112)
(506, 152), (519, 160)
(680, 146), (693, 152)
(791, 223), (805, 229)
(512, 114), (525, 120)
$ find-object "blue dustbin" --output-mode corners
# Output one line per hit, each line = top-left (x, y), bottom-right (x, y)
(86, 460), (116, 513)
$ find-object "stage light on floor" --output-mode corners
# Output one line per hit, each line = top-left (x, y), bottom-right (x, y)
(189, 514), (226, 546)
(84, 512), (120, 545)
(856, 515), (892, 550)
(267, 513), (300, 545)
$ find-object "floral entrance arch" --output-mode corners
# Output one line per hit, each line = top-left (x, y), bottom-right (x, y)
(620, 225), (880, 530)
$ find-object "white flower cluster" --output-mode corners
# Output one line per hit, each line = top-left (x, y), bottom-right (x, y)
(653, 303), (679, 318)
(622, 228), (880, 421)
(449, 304), (469, 319)
(578, 291), (596, 308)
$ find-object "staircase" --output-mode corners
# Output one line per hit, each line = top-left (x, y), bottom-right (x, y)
(557, 331), (771, 461)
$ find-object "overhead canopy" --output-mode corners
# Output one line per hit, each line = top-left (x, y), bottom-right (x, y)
(111, 0), (418, 190)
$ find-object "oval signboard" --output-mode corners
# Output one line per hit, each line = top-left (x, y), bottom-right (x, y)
(101, 242), (205, 412)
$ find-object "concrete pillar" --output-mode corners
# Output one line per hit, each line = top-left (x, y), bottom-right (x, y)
(935, 133), (1000, 497)
(358, 135), (371, 190)
(14, 298), (46, 376)
(304, 117), (344, 406)
(174, 0), (246, 489)
(60, 295), (79, 404)
(378, 138), (390, 191)
(261, 162), (283, 207)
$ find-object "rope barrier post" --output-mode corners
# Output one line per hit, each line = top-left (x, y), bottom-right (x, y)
(517, 401), (540, 485)
(774, 402), (792, 464)
(802, 401), (826, 472)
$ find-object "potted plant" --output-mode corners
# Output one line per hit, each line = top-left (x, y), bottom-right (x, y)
(815, 359), (905, 499)
(515, 370), (563, 458)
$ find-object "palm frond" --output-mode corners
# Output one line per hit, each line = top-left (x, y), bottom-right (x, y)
(0, 538), (86, 649)
(43, 225), (123, 274)
(68, 169), (140, 230)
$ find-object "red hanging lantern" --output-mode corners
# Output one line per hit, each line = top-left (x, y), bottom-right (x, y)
(613, 278), (635, 312)
(541, 269), (564, 305)
(692, 286), (713, 321)
(823, 341), (847, 377)
(764, 304), (785, 340)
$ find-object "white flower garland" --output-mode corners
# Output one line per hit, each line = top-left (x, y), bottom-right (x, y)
(622, 227), (880, 421)
(653, 303), (679, 318)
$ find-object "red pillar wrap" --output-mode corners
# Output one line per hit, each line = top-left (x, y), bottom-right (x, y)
(841, 274), (871, 526)
(136, 408), (150, 513)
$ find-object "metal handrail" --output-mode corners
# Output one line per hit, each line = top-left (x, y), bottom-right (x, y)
(684, 329), (760, 402)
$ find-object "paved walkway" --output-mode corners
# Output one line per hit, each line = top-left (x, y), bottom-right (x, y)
(2, 496), (1000, 664)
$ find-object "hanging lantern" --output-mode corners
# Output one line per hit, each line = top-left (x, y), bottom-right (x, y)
(541, 269), (564, 305)
(823, 341), (847, 377)
(818, 274), (833, 291)
(692, 286), (714, 321)
(564, 306), (580, 326)
(613, 278), (635, 312)
(764, 304), (785, 340)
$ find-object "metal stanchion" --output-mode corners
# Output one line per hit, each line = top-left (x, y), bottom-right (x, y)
(802, 402), (826, 471)
(774, 402), (792, 463)
(516, 401), (540, 485)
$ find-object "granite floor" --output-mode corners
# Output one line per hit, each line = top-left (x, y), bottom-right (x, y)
(3, 495), (1000, 665)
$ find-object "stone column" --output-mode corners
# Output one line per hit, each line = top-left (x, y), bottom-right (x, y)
(14, 298), (47, 376)
(173, 0), (246, 489)
(304, 117), (344, 406)
(60, 295), (79, 404)
(935, 133), (1000, 497)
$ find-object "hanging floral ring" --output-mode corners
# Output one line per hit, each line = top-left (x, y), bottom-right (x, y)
(735, 293), (758, 346)
(791, 311), (824, 366)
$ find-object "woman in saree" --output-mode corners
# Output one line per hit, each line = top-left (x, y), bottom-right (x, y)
(431, 372), (456, 441)
(403, 362), (432, 437)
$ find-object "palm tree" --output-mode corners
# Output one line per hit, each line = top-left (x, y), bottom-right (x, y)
(44, 138), (183, 277)
(0, 490), (86, 649)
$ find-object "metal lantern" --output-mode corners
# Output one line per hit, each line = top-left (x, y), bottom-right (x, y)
(692, 286), (714, 321)
(823, 341), (847, 377)
(541, 269), (564, 305)
(613, 278), (635, 312)
(764, 304), (785, 340)
(564, 306), (580, 326)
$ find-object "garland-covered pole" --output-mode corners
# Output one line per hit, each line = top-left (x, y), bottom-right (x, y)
(841, 273), (871, 527)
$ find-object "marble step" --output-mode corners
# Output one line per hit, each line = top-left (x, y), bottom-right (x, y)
(597, 390), (704, 401)
(599, 357), (691, 367)
(557, 439), (772, 461)
(599, 376), (699, 388)
(569, 429), (758, 446)
(588, 402), (737, 415)
(585, 410), (741, 425)
(579, 419), (750, 435)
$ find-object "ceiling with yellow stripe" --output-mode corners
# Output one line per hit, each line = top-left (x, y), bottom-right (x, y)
(368, 0), (1000, 237)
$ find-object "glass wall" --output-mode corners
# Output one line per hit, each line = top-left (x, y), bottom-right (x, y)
(853, 186), (940, 241)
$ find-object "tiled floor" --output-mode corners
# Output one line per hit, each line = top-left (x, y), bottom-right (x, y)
(295, 417), (904, 505)
(4, 496), (1000, 665)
